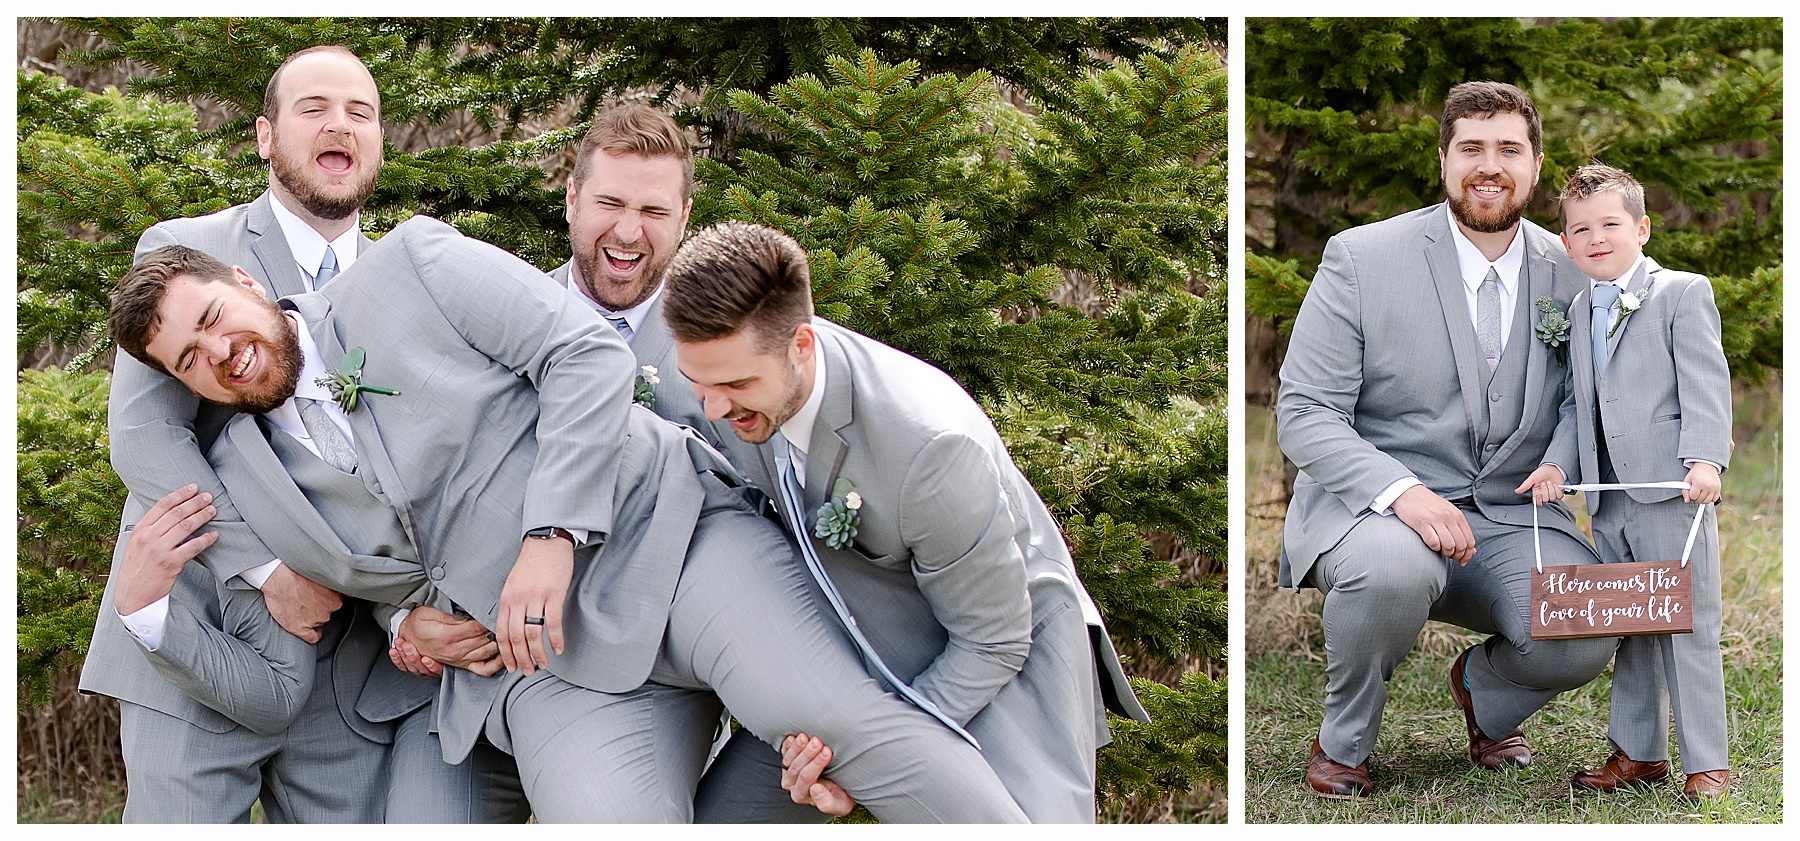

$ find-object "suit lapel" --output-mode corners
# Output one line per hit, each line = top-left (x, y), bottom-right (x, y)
(1569, 285), (1596, 402)
(634, 296), (677, 374)
(291, 297), (426, 557)
(224, 415), (358, 561)
(1424, 212), (1486, 467)
(806, 325), (854, 515)
(1605, 260), (1652, 357)
(246, 193), (309, 298)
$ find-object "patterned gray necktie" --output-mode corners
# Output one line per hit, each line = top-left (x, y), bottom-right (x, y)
(769, 431), (978, 747)
(603, 314), (633, 344)
(297, 397), (356, 473)
(314, 246), (339, 290)
(1591, 283), (1623, 382)
(1476, 266), (1503, 372)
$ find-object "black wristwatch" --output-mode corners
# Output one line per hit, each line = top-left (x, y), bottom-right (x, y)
(524, 526), (575, 545)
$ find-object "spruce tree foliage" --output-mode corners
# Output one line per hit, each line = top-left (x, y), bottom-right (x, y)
(16, 367), (125, 704)
(1244, 17), (1781, 386)
(18, 18), (1228, 812)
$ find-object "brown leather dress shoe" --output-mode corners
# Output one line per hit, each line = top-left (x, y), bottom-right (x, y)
(1571, 749), (1671, 792)
(1683, 769), (1730, 802)
(1448, 646), (1531, 769)
(1306, 738), (1372, 799)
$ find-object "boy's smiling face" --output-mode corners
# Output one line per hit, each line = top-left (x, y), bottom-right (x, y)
(1560, 189), (1650, 282)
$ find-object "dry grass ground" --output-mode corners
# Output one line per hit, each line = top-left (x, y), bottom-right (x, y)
(1243, 381), (1783, 823)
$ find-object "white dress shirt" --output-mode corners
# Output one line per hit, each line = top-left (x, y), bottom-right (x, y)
(268, 194), (361, 290)
(777, 340), (830, 486)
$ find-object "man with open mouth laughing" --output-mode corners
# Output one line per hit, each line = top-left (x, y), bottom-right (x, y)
(83, 45), (526, 823)
(1274, 81), (1618, 799)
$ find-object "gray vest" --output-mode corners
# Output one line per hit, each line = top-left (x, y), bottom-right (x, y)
(1473, 285), (1533, 466)
(265, 421), (443, 612)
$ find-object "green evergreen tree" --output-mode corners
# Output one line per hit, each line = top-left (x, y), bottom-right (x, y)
(17, 17), (1227, 818)
(1244, 17), (1781, 393)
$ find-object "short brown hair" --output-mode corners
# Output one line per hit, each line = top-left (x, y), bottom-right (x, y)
(111, 245), (236, 374)
(263, 45), (375, 123)
(571, 103), (694, 201)
(662, 221), (812, 353)
(1557, 162), (1647, 228)
(1440, 81), (1542, 157)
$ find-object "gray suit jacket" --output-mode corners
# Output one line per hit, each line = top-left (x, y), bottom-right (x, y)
(715, 319), (1149, 731)
(80, 191), (400, 745)
(1541, 257), (1733, 512)
(1276, 204), (1592, 590)
(547, 260), (723, 449)
(206, 216), (740, 762)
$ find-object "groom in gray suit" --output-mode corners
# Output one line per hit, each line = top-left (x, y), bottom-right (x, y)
(662, 220), (1151, 822)
(109, 215), (1029, 823)
(77, 44), (520, 822)
(1275, 81), (1618, 797)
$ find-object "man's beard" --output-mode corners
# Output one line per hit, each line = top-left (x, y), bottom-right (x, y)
(217, 303), (304, 414)
(267, 133), (380, 221)
(574, 241), (672, 312)
(1446, 172), (1531, 234)
(728, 364), (809, 445)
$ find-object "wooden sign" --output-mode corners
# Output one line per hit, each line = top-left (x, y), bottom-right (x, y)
(1531, 561), (1694, 640)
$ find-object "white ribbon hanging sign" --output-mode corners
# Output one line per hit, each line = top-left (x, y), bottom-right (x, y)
(1528, 482), (1703, 640)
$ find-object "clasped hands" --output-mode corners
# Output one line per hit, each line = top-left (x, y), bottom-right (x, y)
(393, 536), (574, 677)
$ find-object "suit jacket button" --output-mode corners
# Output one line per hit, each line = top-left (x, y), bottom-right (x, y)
(429, 565), (444, 580)
(1489, 392), (1502, 402)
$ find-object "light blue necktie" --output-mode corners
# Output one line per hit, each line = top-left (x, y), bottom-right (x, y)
(769, 431), (978, 747)
(603, 314), (633, 344)
(314, 246), (339, 290)
(1590, 283), (1622, 382)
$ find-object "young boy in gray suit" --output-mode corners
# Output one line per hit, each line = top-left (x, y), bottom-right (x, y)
(1522, 163), (1733, 802)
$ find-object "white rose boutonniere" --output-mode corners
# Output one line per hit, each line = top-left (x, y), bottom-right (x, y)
(633, 364), (660, 409)
(1607, 291), (1642, 338)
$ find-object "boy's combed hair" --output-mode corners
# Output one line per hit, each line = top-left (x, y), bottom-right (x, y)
(111, 245), (237, 374)
(572, 102), (695, 201)
(662, 221), (812, 353)
(1440, 81), (1542, 156)
(1558, 162), (1647, 227)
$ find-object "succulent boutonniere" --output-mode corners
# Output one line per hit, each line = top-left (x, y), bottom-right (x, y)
(314, 346), (399, 412)
(1608, 291), (1643, 338)
(1533, 297), (1571, 366)
(634, 365), (659, 409)
(813, 477), (863, 550)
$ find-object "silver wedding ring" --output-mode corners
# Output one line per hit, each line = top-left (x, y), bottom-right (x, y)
(524, 616), (545, 626)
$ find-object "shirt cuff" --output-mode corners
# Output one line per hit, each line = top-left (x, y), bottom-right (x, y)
(119, 596), (172, 651)
(1685, 459), (1723, 472)
(387, 607), (412, 645)
(239, 558), (283, 590)
(1371, 477), (1422, 516)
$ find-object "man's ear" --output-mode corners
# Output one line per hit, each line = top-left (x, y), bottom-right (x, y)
(255, 115), (274, 161)
(790, 321), (816, 366)
(231, 265), (268, 298)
